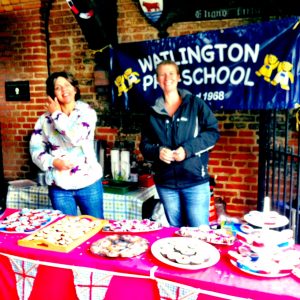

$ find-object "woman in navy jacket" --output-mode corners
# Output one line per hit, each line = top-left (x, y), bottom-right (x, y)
(140, 60), (219, 227)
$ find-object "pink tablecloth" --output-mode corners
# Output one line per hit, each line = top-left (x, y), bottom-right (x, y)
(0, 208), (300, 300)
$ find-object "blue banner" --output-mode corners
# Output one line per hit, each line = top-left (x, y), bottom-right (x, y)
(110, 17), (300, 111)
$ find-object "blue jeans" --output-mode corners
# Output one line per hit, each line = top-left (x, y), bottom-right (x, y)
(48, 180), (104, 218)
(156, 182), (210, 227)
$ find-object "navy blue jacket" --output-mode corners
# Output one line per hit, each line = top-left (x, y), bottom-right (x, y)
(139, 89), (220, 188)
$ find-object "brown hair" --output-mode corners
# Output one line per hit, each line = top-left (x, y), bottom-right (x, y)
(46, 71), (81, 100)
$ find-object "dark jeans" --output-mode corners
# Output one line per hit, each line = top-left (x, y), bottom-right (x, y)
(48, 180), (104, 218)
(156, 182), (210, 227)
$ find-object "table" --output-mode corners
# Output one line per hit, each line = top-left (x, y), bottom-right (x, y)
(0, 209), (300, 300)
(6, 184), (157, 221)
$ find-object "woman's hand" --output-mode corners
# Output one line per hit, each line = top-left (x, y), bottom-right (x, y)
(173, 146), (186, 162)
(53, 158), (74, 171)
(45, 96), (61, 114)
(159, 147), (175, 164)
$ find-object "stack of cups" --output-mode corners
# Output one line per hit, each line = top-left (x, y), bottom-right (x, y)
(120, 150), (130, 181)
(110, 148), (120, 180)
(37, 172), (46, 186)
(110, 148), (130, 181)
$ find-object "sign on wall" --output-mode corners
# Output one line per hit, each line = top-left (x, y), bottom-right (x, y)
(133, 0), (299, 37)
(5, 81), (30, 102)
(109, 17), (300, 111)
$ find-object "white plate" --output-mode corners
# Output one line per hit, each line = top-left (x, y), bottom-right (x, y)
(8, 179), (37, 188)
(174, 228), (235, 245)
(151, 237), (220, 270)
(0, 209), (63, 234)
(244, 211), (289, 228)
(90, 234), (149, 258)
(292, 267), (300, 279)
(102, 219), (162, 233)
(230, 259), (290, 278)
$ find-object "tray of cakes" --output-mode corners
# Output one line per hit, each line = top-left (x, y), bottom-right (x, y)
(228, 226), (300, 277)
(151, 237), (220, 270)
(175, 225), (235, 245)
(0, 208), (63, 233)
(228, 245), (300, 277)
(90, 234), (149, 258)
(235, 227), (295, 252)
(101, 219), (162, 233)
(18, 215), (108, 253)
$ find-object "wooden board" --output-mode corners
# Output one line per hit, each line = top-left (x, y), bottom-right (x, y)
(18, 215), (108, 253)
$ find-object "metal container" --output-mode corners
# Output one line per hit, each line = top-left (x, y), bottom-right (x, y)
(37, 172), (46, 186)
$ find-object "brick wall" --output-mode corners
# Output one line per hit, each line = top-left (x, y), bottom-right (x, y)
(0, 0), (118, 179)
(211, 111), (259, 215)
(0, 1), (48, 179)
(0, 0), (262, 217)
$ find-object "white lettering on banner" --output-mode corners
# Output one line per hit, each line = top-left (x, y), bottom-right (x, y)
(143, 74), (159, 90)
(197, 91), (225, 101)
(142, 66), (254, 91)
(138, 43), (259, 93)
(138, 43), (260, 70)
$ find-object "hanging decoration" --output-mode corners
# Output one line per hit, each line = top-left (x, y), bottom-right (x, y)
(65, 0), (94, 19)
(134, 0), (168, 38)
(138, 0), (164, 24)
(65, 0), (118, 50)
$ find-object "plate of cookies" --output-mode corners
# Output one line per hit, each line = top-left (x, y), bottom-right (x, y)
(151, 237), (220, 270)
(90, 234), (149, 258)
